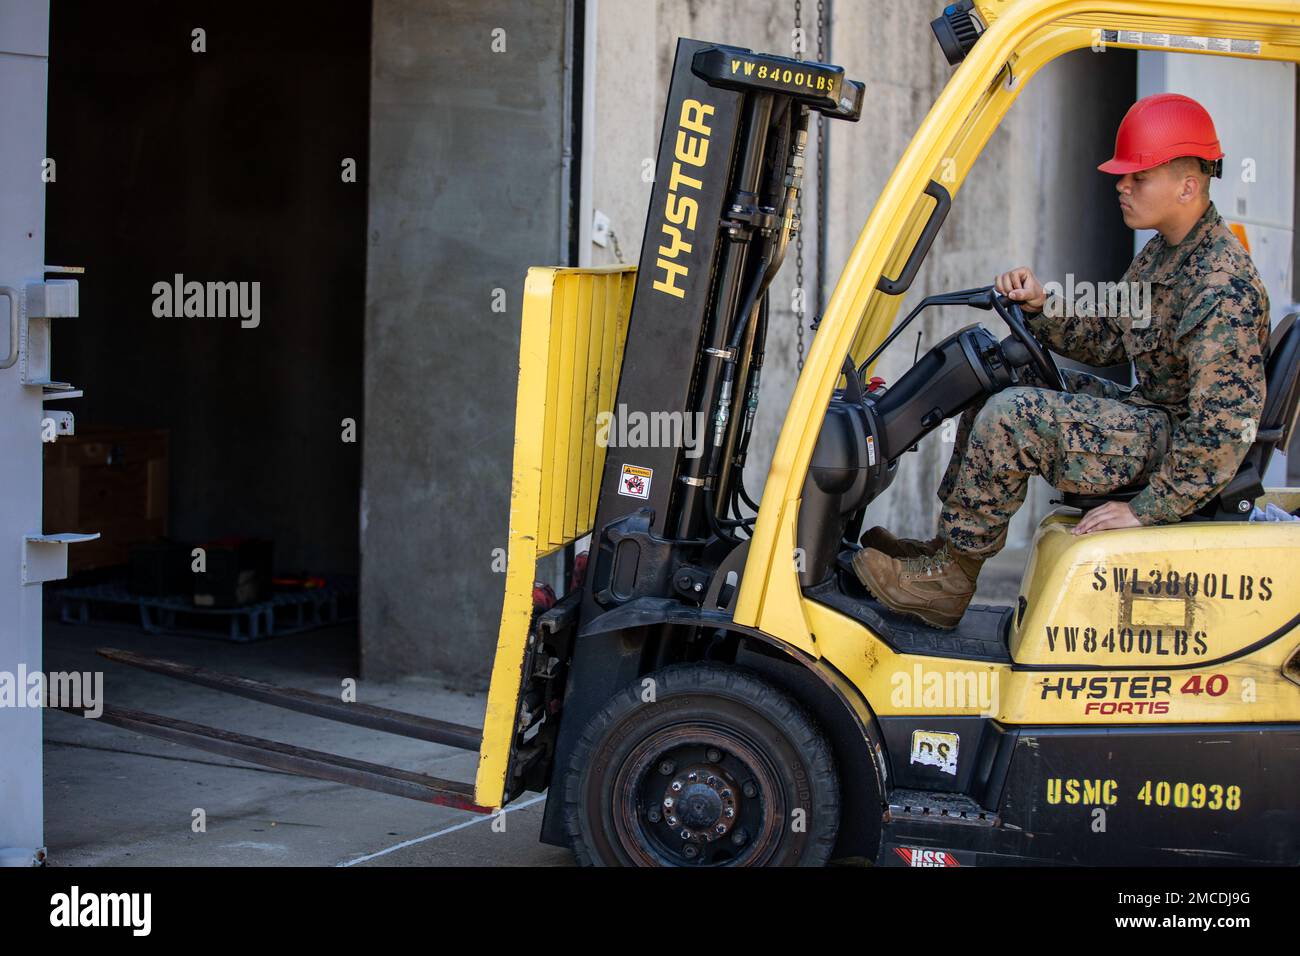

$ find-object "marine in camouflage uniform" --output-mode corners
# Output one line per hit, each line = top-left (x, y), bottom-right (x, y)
(938, 201), (1271, 558)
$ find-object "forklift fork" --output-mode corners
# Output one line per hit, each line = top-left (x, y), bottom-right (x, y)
(71, 647), (492, 813)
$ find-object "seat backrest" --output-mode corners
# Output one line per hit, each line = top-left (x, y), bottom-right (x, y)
(1191, 313), (1299, 519)
(1250, 312), (1300, 476)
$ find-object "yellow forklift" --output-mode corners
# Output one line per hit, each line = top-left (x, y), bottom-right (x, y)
(96, 0), (1300, 865)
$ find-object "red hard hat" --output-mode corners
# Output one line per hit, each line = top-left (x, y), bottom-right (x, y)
(1098, 93), (1223, 175)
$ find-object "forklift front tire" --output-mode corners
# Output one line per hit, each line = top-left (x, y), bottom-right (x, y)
(562, 663), (840, 866)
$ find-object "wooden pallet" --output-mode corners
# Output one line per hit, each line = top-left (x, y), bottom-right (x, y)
(54, 578), (357, 642)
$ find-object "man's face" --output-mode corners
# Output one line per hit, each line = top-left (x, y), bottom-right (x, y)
(1114, 162), (1193, 231)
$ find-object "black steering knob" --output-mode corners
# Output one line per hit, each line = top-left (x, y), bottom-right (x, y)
(992, 293), (1067, 392)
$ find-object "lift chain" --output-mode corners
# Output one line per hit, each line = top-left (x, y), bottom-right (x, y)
(792, 0), (826, 373)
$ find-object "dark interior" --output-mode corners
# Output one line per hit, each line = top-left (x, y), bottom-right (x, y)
(44, 0), (371, 579)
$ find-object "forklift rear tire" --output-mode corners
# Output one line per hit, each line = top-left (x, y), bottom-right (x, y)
(562, 663), (840, 866)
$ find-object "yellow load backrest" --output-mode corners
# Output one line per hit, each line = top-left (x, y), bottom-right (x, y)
(475, 265), (636, 807)
(532, 267), (638, 553)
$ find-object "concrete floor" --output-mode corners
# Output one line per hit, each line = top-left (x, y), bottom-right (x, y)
(43, 619), (572, 867)
(41, 549), (1026, 867)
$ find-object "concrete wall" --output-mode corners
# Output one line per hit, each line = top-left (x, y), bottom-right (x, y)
(589, 1), (1134, 551)
(362, 0), (570, 680)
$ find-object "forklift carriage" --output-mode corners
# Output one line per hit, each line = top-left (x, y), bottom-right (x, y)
(100, 0), (1300, 866)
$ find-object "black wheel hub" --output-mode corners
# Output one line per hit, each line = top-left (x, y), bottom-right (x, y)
(664, 764), (738, 838)
(614, 728), (781, 866)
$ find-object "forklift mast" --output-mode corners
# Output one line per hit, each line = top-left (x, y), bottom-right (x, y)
(580, 38), (862, 611)
(588, 40), (861, 551)
(535, 39), (864, 845)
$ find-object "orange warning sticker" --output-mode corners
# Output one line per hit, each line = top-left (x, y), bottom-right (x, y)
(618, 464), (653, 499)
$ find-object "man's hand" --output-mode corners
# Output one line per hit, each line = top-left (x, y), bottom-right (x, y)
(1073, 501), (1142, 535)
(994, 266), (1047, 313)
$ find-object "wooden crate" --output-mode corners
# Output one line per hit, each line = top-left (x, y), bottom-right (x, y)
(44, 426), (169, 573)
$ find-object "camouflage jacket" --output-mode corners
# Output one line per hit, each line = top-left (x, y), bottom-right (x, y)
(1026, 202), (1270, 524)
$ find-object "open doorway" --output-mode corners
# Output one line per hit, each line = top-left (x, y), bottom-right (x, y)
(43, 0), (369, 653)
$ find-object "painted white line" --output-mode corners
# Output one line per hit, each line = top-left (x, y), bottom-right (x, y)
(338, 794), (547, 867)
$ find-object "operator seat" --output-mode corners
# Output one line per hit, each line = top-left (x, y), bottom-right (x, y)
(1059, 313), (1300, 520)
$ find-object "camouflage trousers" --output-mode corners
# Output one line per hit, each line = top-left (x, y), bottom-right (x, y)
(937, 368), (1172, 558)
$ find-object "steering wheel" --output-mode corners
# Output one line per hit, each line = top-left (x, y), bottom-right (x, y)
(991, 293), (1067, 392)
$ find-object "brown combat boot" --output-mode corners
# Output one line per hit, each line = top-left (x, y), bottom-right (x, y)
(859, 526), (944, 560)
(851, 544), (983, 630)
